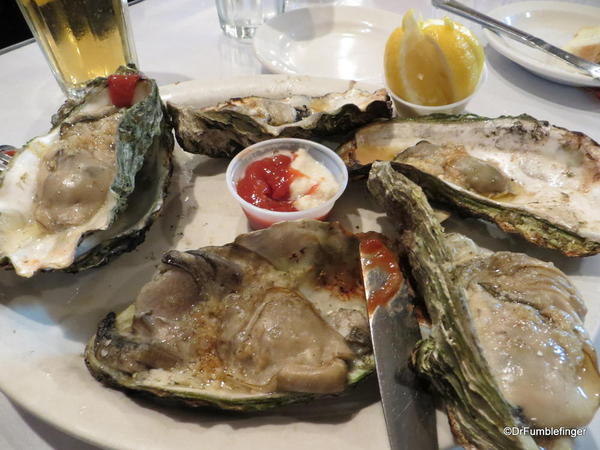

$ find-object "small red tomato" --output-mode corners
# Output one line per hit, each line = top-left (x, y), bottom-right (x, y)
(107, 74), (141, 108)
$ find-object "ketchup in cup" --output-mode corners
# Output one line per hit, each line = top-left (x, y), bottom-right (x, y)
(226, 139), (348, 230)
(107, 73), (141, 108)
(236, 154), (298, 213)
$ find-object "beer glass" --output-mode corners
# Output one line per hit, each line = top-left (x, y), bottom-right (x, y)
(16, 0), (138, 98)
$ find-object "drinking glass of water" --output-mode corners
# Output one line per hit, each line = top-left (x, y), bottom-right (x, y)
(216, 0), (285, 39)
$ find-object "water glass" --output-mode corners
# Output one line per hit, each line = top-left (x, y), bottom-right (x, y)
(216, 0), (285, 39)
(16, 0), (138, 98)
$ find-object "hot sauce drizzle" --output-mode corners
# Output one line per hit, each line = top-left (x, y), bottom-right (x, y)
(358, 234), (403, 315)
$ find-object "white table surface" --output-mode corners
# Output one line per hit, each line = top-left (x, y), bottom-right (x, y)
(1, 0), (599, 448)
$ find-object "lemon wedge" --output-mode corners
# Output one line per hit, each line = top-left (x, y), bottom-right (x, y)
(384, 10), (485, 107)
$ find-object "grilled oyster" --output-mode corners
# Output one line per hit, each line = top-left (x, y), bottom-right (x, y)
(0, 67), (173, 277)
(368, 161), (600, 449)
(339, 114), (600, 256)
(167, 87), (392, 157)
(85, 220), (377, 410)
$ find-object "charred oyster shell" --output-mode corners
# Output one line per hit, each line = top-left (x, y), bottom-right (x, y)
(167, 87), (392, 157)
(339, 114), (600, 256)
(85, 220), (377, 410)
(0, 67), (173, 277)
(368, 161), (600, 449)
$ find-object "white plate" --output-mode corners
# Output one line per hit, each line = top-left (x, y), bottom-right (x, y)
(484, 1), (600, 87)
(0, 74), (599, 450)
(253, 6), (401, 83)
(0, 74), (425, 450)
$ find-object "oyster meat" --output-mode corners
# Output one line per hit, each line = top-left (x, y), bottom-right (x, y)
(85, 220), (377, 410)
(339, 114), (600, 256)
(368, 161), (600, 449)
(0, 67), (173, 277)
(167, 87), (392, 157)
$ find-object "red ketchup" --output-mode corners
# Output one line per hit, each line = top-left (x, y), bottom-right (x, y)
(358, 234), (402, 315)
(236, 153), (327, 229)
(236, 154), (301, 212)
(107, 74), (141, 108)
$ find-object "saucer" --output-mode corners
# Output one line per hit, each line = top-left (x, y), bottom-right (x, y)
(484, 1), (600, 87)
(253, 6), (402, 83)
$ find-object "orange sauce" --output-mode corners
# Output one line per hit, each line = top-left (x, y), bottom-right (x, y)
(358, 234), (402, 315)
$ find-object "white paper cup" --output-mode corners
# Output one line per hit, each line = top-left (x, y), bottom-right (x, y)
(388, 64), (487, 117)
(226, 138), (348, 229)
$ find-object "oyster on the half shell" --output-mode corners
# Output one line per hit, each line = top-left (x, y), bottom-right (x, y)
(339, 114), (600, 256)
(167, 87), (392, 158)
(85, 220), (377, 410)
(368, 161), (600, 449)
(0, 67), (173, 277)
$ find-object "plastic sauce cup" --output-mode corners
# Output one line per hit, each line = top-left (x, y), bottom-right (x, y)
(388, 64), (488, 117)
(226, 138), (349, 229)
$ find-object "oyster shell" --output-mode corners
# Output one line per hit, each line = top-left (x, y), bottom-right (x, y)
(85, 220), (377, 410)
(368, 161), (600, 449)
(0, 67), (173, 277)
(167, 87), (392, 157)
(339, 114), (600, 256)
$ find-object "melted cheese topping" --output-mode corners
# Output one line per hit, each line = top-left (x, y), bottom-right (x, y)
(219, 287), (353, 393)
(35, 114), (119, 231)
(459, 252), (600, 428)
(0, 113), (121, 277)
(95, 222), (370, 396)
(210, 88), (388, 135)
(126, 252), (357, 394)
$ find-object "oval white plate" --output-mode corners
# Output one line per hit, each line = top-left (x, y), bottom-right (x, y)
(0, 74), (598, 450)
(0, 74), (447, 450)
(484, 1), (600, 87)
(253, 6), (401, 83)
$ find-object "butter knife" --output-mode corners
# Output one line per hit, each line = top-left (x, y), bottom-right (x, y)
(359, 234), (438, 450)
(432, 0), (600, 80)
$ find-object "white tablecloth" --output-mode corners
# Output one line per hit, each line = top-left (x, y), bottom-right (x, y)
(1, 0), (599, 448)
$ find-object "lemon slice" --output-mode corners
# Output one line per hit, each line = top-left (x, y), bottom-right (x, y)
(384, 10), (485, 107)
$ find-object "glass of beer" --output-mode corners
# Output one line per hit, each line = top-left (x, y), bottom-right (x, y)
(16, 0), (138, 98)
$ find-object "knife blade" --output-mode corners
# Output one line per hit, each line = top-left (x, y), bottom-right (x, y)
(359, 234), (438, 450)
(432, 0), (600, 80)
